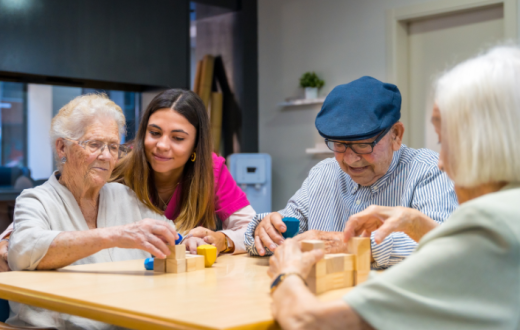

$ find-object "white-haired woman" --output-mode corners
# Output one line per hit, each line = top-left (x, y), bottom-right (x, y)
(267, 45), (520, 330)
(5, 94), (178, 329)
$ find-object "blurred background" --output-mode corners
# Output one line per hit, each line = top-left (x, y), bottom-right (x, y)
(0, 0), (515, 229)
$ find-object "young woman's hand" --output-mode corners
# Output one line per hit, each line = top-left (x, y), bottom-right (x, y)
(187, 226), (231, 253)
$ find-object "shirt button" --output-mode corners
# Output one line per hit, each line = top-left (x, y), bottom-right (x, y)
(373, 186), (378, 191)
(356, 200), (361, 205)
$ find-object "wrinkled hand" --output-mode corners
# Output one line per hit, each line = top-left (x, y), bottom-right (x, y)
(0, 240), (9, 272)
(187, 226), (227, 252)
(112, 218), (178, 258)
(344, 205), (436, 244)
(268, 238), (324, 279)
(254, 212), (286, 256)
(294, 230), (349, 254)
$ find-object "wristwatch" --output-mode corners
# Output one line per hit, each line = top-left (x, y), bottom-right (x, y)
(222, 234), (234, 253)
(270, 272), (307, 294)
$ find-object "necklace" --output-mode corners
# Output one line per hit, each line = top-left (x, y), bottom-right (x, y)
(157, 181), (180, 211)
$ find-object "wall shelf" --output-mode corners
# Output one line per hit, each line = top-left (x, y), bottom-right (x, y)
(278, 98), (326, 107)
(305, 143), (333, 155)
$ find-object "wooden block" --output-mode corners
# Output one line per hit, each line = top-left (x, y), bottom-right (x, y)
(354, 271), (370, 285)
(186, 254), (205, 272)
(308, 259), (326, 278)
(325, 254), (347, 274)
(166, 259), (186, 274)
(346, 237), (371, 271)
(307, 276), (327, 294)
(326, 271), (354, 290)
(301, 240), (325, 252)
(197, 245), (217, 267)
(153, 258), (166, 273)
(167, 244), (186, 260)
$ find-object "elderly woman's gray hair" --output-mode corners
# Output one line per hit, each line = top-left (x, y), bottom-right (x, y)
(50, 93), (126, 165)
(434, 45), (520, 187)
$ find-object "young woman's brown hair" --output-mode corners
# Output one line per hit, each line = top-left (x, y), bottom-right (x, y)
(111, 89), (215, 232)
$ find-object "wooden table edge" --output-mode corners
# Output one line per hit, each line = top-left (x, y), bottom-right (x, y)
(0, 283), (279, 330)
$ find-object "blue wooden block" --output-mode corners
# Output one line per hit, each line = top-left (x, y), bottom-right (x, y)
(175, 233), (183, 245)
(282, 217), (300, 238)
(144, 257), (154, 270)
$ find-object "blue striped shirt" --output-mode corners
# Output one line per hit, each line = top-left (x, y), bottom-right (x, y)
(244, 145), (458, 269)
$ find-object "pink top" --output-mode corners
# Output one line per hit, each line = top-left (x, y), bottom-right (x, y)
(164, 153), (250, 222)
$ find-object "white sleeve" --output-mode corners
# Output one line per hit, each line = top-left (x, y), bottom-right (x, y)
(220, 205), (256, 254)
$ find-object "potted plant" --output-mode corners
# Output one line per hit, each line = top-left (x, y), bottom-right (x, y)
(299, 72), (325, 99)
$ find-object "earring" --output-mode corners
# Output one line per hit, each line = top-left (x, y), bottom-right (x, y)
(61, 156), (67, 164)
(190, 152), (196, 162)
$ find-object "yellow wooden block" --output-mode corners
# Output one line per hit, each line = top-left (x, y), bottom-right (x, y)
(301, 240), (325, 252)
(347, 237), (371, 271)
(186, 254), (205, 272)
(166, 259), (186, 273)
(153, 258), (166, 273)
(167, 244), (186, 260)
(197, 245), (217, 267)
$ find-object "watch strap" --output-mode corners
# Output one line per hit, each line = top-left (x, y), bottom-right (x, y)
(270, 272), (307, 294)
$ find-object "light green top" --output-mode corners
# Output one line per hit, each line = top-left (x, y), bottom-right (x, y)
(344, 183), (520, 330)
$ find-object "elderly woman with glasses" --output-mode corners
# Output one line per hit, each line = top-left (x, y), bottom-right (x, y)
(6, 94), (178, 329)
(268, 46), (520, 330)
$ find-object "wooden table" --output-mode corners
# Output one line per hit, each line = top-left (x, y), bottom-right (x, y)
(0, 254), (353, 330)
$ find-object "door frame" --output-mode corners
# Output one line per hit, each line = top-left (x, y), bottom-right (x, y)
(386, 0), (517, 146)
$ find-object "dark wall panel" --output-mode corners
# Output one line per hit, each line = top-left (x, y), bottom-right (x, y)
(0, 0), (189, 89)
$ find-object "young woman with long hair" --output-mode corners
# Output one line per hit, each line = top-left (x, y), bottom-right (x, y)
(111, 89), (254, 254)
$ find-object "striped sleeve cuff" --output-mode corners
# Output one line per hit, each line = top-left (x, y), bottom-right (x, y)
(244, 212), (272, 256)
(370, 232), (393, 270)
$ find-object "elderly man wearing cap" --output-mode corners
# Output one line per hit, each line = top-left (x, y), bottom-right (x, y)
(244, 76), (457, 269)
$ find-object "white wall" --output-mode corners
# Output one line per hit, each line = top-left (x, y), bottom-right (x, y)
(27, 84), (53, 180)
(258, 0), (519, 210)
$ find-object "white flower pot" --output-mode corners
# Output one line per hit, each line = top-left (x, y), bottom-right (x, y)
(304, 87), (318, 99)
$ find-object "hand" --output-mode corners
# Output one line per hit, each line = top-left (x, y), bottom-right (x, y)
(344, 205), (438, 244)
(294, 230), (349, 254)
(0, 240), (9, 272)
(111, 218), (178, 259)
(254, 212), (286, 256)
(187, 226), (228, 252)
(183, 236), (213, 255)
(267, 238), (324, 279)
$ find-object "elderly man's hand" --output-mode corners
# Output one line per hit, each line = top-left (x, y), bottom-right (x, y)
(254, 212), (286, 256)
(344, 205), (438, 244)
(0, 240), (9, 272)
(267, 238), (324, 279)
(294, 230), (349, 254)
(112, 218), (178, 259)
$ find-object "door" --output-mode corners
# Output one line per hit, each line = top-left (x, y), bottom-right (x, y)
(407, 4), (504, 152)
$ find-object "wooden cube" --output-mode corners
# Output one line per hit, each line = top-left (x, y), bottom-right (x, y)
(326, 271), (354, 290)
(154, 258), (166, 273)
(167, 244), (186, 260)
(354, 270), (370, 285)
(301, 240), (325, 252)
(346, 237), (371, 271)
(308, 259), (326, 278)
(186, 254), (205, 272)
(324, 254), (351, 274)
(307, 275), (327, 294)
(166, 259), (186, 273)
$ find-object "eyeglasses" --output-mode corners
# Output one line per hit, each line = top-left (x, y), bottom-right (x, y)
(324, 127), (391, 154)
(64, 138), (128, 159)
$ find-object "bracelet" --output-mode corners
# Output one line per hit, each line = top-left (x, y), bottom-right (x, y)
(270, 272), (307, 294)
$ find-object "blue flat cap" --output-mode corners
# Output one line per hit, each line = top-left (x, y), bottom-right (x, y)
(315, 76), (401, 141)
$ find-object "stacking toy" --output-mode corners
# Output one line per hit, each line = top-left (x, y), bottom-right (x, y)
(144, 257), (154, 270)
(282, 217), (300, 238)
(197, 245), (217, 267)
